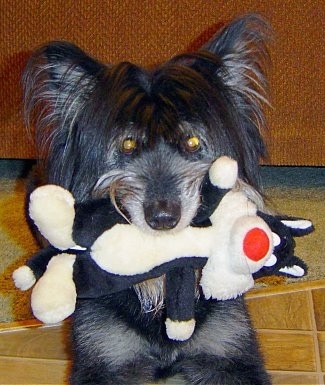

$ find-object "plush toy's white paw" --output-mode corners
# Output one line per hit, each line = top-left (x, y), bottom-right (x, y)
(12, 266), (36, 291)
(263, 253), (277, 267)
(29, 185), (77, 250)
(31, 253), (77, 324)
(165, 318), (196, 341)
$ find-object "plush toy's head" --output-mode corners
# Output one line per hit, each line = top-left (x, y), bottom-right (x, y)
(255, 212), (313, 279)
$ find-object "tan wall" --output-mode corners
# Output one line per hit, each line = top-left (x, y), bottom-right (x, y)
(1, 0), (324, 165)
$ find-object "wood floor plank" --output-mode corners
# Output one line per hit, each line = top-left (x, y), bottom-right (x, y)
(257, 330), (316, 371)
(0, 324), (69, 360)
(312, 288), (325, 331)
(0, 356), (69, 384)
(269, 371), (319, 385)
(246, 279), (325, 298)
(247, 290), (313, 330)
(318, 332), (325, 372)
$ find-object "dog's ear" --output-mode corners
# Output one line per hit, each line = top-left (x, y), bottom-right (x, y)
(202, 14), (271, 105)
(199, 14), (272, 187)
(23, 41), (105, 142)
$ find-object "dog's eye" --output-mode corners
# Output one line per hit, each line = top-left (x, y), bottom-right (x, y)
(121, 138), (137, 154)
(185, 136), (200, 152)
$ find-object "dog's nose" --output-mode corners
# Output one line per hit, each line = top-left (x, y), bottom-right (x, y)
(144, 200), (181, 230)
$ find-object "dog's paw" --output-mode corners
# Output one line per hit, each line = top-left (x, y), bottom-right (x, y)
(12, 265), (36, 291)
(29, 185), (77, 250)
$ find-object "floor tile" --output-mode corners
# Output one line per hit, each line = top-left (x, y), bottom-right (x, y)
(312, 288), (325, 331)
(257, 331), (316, 371)
(247, 291), (312, 330)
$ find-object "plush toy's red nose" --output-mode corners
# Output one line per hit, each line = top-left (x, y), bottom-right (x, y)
(243, 227), (270, 261)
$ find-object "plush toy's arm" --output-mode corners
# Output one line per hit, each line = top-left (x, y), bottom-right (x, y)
(192, 156), (238, 225)
(196, 158), (273, 301)
(29, 185), (126, 251)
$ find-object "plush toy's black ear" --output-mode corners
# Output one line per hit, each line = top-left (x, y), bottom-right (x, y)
(276, 256), (308, 278)
(280, 217), (314, 237)
(258, 212), (314, 237)
(254, 255), (308, 279)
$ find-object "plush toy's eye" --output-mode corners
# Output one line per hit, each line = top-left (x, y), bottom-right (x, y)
(121, 138), (137, 154)
(185, 136), (200, 152)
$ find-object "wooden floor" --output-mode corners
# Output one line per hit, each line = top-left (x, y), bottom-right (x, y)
(0, 280), (324, 385)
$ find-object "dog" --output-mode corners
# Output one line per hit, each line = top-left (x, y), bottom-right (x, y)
(23, 14), (272, 385)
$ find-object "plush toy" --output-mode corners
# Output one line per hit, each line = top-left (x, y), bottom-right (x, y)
(13, 156), (312, 341)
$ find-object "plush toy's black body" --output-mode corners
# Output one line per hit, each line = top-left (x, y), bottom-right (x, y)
(22, 14), (282, 385)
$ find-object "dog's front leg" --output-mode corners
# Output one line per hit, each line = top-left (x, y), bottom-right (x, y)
(177, 298), (272, 385)
(70, 295), (162, 385)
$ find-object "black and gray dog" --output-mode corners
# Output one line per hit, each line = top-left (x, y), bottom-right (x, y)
(24, 14), (272, 385)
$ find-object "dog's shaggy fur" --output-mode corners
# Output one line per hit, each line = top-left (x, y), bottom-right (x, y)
(24, 14), (272, 385)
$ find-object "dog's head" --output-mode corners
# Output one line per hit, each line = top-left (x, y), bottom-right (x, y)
(24, 14), (271, 234)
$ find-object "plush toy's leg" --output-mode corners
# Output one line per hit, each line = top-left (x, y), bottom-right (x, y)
(31, 253), (77, 324)
(13, 246), (60, 291)
(165, 267), (196, 341)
